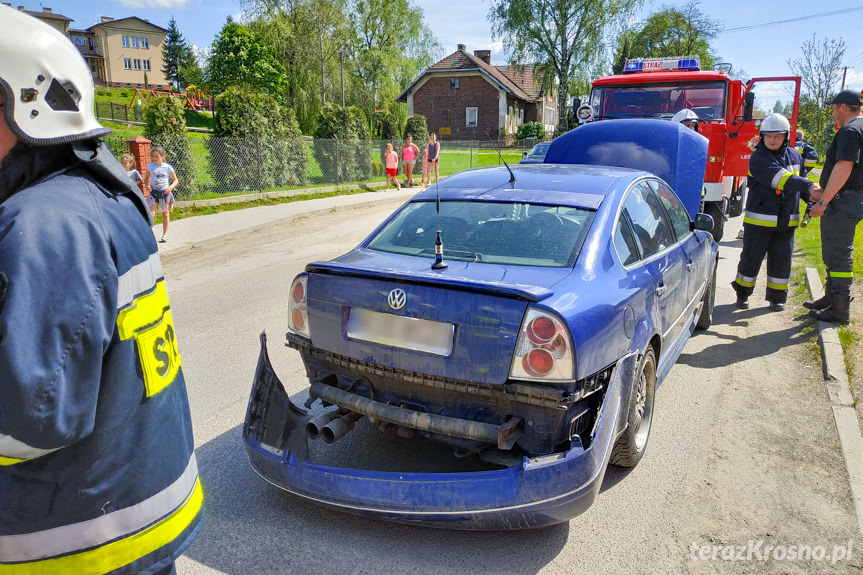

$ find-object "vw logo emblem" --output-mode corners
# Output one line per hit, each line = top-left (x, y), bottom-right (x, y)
(388, 289), (406, 310)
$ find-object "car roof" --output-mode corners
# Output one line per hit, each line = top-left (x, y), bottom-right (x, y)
(413, 163), (645, 209)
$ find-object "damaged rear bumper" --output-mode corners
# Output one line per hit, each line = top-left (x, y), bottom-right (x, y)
(243, 333), (627, 530)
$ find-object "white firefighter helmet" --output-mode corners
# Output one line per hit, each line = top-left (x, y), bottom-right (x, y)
(759, 113), (790, 135)
(671, 109), (699, 124)
(0, 5), (109, 145)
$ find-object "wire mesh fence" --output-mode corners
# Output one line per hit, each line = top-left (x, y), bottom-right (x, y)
(95, 102), (145, 124)
(106, 135), (540, 201)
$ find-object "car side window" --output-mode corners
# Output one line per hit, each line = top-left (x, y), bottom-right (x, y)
(649, 180), (691, 240)
(622, 182), (675, 258)
(614, 214), (640, 266)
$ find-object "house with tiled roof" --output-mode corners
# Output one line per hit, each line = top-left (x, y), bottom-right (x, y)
(9, 6), (170, 89)
(397, 45), (557, 140)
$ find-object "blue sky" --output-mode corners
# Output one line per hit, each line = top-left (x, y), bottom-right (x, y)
(20, 0), (863, 92)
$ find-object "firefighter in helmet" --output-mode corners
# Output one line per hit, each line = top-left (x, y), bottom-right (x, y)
(672, 108), (699, 131)
(0, 6), (202, 574)
(731, 113), (821, 311)
(795, 129), (819, 176)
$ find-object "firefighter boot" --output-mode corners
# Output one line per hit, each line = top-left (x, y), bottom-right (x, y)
(808, 295), (851, 325)
(804, 277), (831, 310)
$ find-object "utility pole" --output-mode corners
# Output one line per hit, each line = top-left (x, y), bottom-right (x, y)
(340, 49), (345, 107)
(320, 32), (325, 107)
(841, 66), (848, 91)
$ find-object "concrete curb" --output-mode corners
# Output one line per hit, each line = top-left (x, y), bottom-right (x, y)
(806, 267), (863, 533)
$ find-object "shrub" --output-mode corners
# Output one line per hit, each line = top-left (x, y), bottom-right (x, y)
(313, 103), (372, 183)
(516, 121), (546, 141)
(143, 95), (198, 198)
(209, 86), (308, 192)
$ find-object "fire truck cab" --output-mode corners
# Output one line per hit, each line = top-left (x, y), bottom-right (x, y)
(577, 56), (801, 242)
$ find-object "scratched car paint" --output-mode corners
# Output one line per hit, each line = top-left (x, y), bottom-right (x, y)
(243, 119), (718, 530)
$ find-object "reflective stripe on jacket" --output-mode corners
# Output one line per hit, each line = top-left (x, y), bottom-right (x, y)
(0, 165), (202, 574)
(744, 142), (812, 229)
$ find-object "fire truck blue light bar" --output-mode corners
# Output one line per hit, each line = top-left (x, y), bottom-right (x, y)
(623, 56), (701, 74)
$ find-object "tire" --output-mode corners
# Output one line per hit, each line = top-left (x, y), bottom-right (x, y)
(696, 261), (717, 330)
(728, 182), (746, 218)
(706, 202), (725, 242)
(611, 347), (656, 468)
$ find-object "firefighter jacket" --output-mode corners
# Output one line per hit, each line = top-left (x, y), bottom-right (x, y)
(0, 141), (203, 574)
(744, 140), (813, 229)
(795, 138), (819, 175)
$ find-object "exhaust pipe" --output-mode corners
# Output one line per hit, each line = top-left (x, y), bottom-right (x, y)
(305, 409), (344, 440)
(321, 411), (363, 444)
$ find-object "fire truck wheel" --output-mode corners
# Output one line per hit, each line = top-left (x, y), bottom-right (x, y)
(728, 182), (746, 218)
(706, 203), (725, 242)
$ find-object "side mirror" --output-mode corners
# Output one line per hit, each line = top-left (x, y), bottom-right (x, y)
(522, 151), (528, 158)
(743, 93), (755, 122)
(693, 213), (714, 232)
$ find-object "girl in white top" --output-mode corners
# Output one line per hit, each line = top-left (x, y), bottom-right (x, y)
(143, 146), (179, 242)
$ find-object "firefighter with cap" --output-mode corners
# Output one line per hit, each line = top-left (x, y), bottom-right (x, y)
(672, 108), (699, 131)
(0, 6), (202, 575)
(795, 129), (819, 176)
(731, 113), (821, 311)
(805, 89), (863, 325)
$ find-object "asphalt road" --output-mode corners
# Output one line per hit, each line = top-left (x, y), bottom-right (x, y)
(164, 202), (861, 575)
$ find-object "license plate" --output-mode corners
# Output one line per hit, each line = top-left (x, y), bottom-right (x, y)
(346, 308), (454, 356)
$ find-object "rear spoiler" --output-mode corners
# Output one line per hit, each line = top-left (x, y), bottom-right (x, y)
(306, 261), (554, 302)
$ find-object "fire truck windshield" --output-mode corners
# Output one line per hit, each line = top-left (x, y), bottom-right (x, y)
(589, 81), (727, 122)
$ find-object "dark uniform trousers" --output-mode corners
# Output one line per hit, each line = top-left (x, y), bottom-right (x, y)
(821, 190), (863, 298)
(735, 224), (796, 304)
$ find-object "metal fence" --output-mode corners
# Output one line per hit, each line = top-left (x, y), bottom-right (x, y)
(103, 135), (542, 201)
(95, 102), (145, 124)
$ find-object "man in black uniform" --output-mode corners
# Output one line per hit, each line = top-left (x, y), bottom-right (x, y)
(806, 89), (863, 325)
(732, 113), (820, 311)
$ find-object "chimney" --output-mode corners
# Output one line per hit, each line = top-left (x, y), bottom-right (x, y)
(474, 50), (491, 64)
(100, 16), (114, 22)
(42, 7), (52, 13)
(457, 44), (466, 51)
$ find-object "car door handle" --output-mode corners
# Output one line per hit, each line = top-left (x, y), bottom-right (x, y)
(656, 284), (666, 298)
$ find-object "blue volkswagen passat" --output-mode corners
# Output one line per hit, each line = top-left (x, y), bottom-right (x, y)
(244, 120), (718, 530)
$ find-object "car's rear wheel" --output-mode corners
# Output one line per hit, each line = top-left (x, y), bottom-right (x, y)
(611, 346), (656, 468)
(696, 262), (717, 330)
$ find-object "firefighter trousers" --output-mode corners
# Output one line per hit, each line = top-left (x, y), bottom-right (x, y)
(820, 190), (863, 299)
(733, 224), (795, 304)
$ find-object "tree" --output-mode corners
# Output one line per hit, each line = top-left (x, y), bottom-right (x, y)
(162, 17), (196, 91)
(788, 34), (846, 153)
(614, 1), (720, 74)
(206, 18), (288, 97)
(348, 0), (441, 125)
(490, 0), (643, 133)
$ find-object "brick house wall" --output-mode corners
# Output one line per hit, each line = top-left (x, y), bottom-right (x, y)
(412, 74), (501, 140)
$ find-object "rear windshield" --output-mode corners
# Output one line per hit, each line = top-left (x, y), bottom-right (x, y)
(590, 81), (727, 121)
(367, 200), (595, 267)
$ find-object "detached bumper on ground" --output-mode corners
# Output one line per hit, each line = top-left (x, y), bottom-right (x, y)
(243, 333), (627, 530)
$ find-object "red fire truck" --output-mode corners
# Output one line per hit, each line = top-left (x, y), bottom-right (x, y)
(576, 56), (801, 241)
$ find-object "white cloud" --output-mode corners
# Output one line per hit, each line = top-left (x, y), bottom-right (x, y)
(842, 68), (863, 91)
(489, 41), (504, 55)
(112, 0), (190, 8)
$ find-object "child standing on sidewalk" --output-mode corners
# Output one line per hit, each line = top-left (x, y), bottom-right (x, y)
(144, 146), (179, 242)
(384, 143), (401, 190)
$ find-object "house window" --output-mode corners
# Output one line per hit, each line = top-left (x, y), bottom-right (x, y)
(545, 107), (555, 125)
(141, 37), (149, 49)
(451, 78), (459, 89)
(466, 107), (478, 127)
(131, 37), (139, 48)
(122, 35), (129, 47)
(88, 37), (95, 51)
(125, 83), (132, 87)
(519, 109), (524, 123)
(124, 58), (132, 70)
(143, 60), (151, 71)
(134, 59), (142, 70)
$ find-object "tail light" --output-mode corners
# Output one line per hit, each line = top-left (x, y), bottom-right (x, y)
(510, 309), (574, 382)
(288, 275), (309, 337)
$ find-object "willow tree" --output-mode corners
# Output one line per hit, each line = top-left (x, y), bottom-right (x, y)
(489, 0), (642, 132)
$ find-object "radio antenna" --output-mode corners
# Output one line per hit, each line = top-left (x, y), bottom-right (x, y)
(431, 180), (447, 270)
(486, 130), (516, 184)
